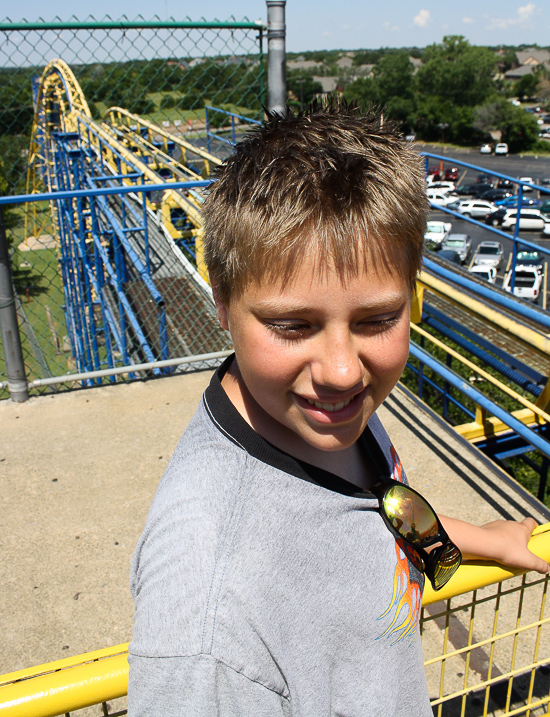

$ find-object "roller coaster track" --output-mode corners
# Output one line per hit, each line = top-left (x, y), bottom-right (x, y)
(25, 59), (230, 379)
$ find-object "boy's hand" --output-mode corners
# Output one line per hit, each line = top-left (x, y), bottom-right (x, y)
(439, 515), (549, 575)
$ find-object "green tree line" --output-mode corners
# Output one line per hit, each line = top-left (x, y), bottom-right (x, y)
(343, 36), (544, 152)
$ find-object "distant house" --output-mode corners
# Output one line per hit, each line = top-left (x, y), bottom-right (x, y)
(505, 48), (550, 80)
(336, 56), (353, 69)
(354, 64), (375, 77)
(505, 64), (541, 80)
(409, 56), (423, 73)
(312, 76), (338, 93)
(287, 60), (323, 71)
(516, 49), (550, 67)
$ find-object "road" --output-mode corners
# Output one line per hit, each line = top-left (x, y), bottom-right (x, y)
(423, 144), (550, 305)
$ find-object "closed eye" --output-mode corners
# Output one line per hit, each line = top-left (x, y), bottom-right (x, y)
(265, 322), (310, 339)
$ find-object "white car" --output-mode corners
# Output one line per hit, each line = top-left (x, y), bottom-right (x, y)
(468, 265), (497, 283)
(427, 189), (458, 207)
(427, 181), (456, 194)
(424, 221), (452, 246)
(494, 143), (509, 156)
(480, 144), (492, 154)
(449, 199), (496, 219)
(519, 177), (535, 192)
(472, 241), (504, 269)
(501, 208), (548, 231)
(503, 265), (543, 301)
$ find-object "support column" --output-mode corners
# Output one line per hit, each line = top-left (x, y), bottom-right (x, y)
(266, 1), (287, 115)
(0, 204), (29, 402)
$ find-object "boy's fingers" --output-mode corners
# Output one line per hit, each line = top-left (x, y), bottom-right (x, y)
(522, 518), (550, 574)
(522, 517), (539, 534)
(528, 552), (550, 574)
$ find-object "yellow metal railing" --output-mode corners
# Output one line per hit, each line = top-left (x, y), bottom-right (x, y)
(2, 526), (550, 717)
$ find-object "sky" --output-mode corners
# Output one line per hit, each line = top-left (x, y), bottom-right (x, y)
(2, 1), (549, 52)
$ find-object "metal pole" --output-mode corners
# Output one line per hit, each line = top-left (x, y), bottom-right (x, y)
(266, 0), (286, 114)
(0, 205), (29, 402)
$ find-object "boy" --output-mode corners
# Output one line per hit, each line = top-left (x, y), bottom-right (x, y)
(128, 101), (547, 716)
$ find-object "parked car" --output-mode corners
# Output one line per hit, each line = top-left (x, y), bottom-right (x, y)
(455, 182), (493, 197)
(501, 208), (548, 231)
(516, 247), (543, 269)
(494, 143), (509, 155)
(477, 173), (493, 184)
(444, 167), (459, 181)
(469, 183), (496, 198)
(449, 199), (496, 218)
(539, 200), (550, 216)
(472, 241), (504, 269)
(519, 177), (535, 192)
(477, 188), (514, 202)
(485, 207), (507, 226)
(503, 265), (543, 302)
(424, 220), (452, 247)
(427, 166), (441, 181)
(495, 196), (541, 208)
(468, 265), (497, 283)
(496, 178), (514, 189)
(437, 249), (462, 265)
(441, 233), (472, 263)
(427, 189), (459, 207)
(480, 144), (492, 154)
(427, 181), (456, 194)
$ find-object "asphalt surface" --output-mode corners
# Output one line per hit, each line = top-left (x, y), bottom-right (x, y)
(421, 143), (550, 304)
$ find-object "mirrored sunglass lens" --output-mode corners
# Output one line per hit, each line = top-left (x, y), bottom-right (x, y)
(383, 485), (439, 543)
(433, 544), (462, 589)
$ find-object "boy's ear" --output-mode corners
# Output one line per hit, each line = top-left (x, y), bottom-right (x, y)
(209, 273), (230, 331)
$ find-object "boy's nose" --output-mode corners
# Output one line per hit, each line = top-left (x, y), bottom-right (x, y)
(310, 331), (365, 391)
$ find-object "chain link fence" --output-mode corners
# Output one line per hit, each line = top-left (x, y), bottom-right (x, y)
(0, 16), (269, 398)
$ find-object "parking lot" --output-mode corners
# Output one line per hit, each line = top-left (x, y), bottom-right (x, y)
(424, 144), (550, 305)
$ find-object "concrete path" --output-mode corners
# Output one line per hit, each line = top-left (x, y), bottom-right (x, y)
(0, 371), (546, 679)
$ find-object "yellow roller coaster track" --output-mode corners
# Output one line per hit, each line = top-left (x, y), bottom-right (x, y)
(24, 59), (212, 281)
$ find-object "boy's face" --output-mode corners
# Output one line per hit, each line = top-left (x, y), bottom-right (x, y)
(215, 247), (411, 458)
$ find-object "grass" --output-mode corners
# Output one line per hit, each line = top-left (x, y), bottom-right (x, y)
(0, 204), (70, 398)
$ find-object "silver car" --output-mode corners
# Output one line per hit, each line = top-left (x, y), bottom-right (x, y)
(473, 241), (504, 270)
(441, 234), (472, 264)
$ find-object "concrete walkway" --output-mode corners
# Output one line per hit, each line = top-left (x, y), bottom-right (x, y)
(0, 371), (546, 678)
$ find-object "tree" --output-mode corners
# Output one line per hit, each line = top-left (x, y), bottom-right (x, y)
(515, 72), (540, 101)
(344, 52), (416, 128)
(473, 99), (539, 152)
(287, 75), (324, 107)
(372, 52), (415, 105)
(417, 36), (497, 108)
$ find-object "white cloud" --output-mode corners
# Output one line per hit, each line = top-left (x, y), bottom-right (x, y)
(462, 16), (474, 24)
(383, 21), (401, 32)
(518, 2), (536, 21)
(487, 2), (537, 30)
(413, 9), (431, 27)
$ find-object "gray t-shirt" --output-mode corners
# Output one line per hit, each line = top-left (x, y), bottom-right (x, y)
(129, 361), (432, 716)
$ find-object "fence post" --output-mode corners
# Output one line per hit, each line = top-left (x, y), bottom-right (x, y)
(266, 0), (286, 114)
(0, 204), (29, 402)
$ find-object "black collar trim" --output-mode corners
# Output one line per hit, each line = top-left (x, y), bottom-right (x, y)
(203, 355), (389, 498)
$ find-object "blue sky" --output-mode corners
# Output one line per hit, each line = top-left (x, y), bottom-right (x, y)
(3, 1), (549, 51)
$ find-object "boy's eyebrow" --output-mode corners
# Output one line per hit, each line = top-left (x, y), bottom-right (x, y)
(252, 293), (409, 314)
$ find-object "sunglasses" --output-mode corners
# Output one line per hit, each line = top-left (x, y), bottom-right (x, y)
(371, 477), (462, 591)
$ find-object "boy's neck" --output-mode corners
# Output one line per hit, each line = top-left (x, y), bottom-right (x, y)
(221, 361), (375, 492)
